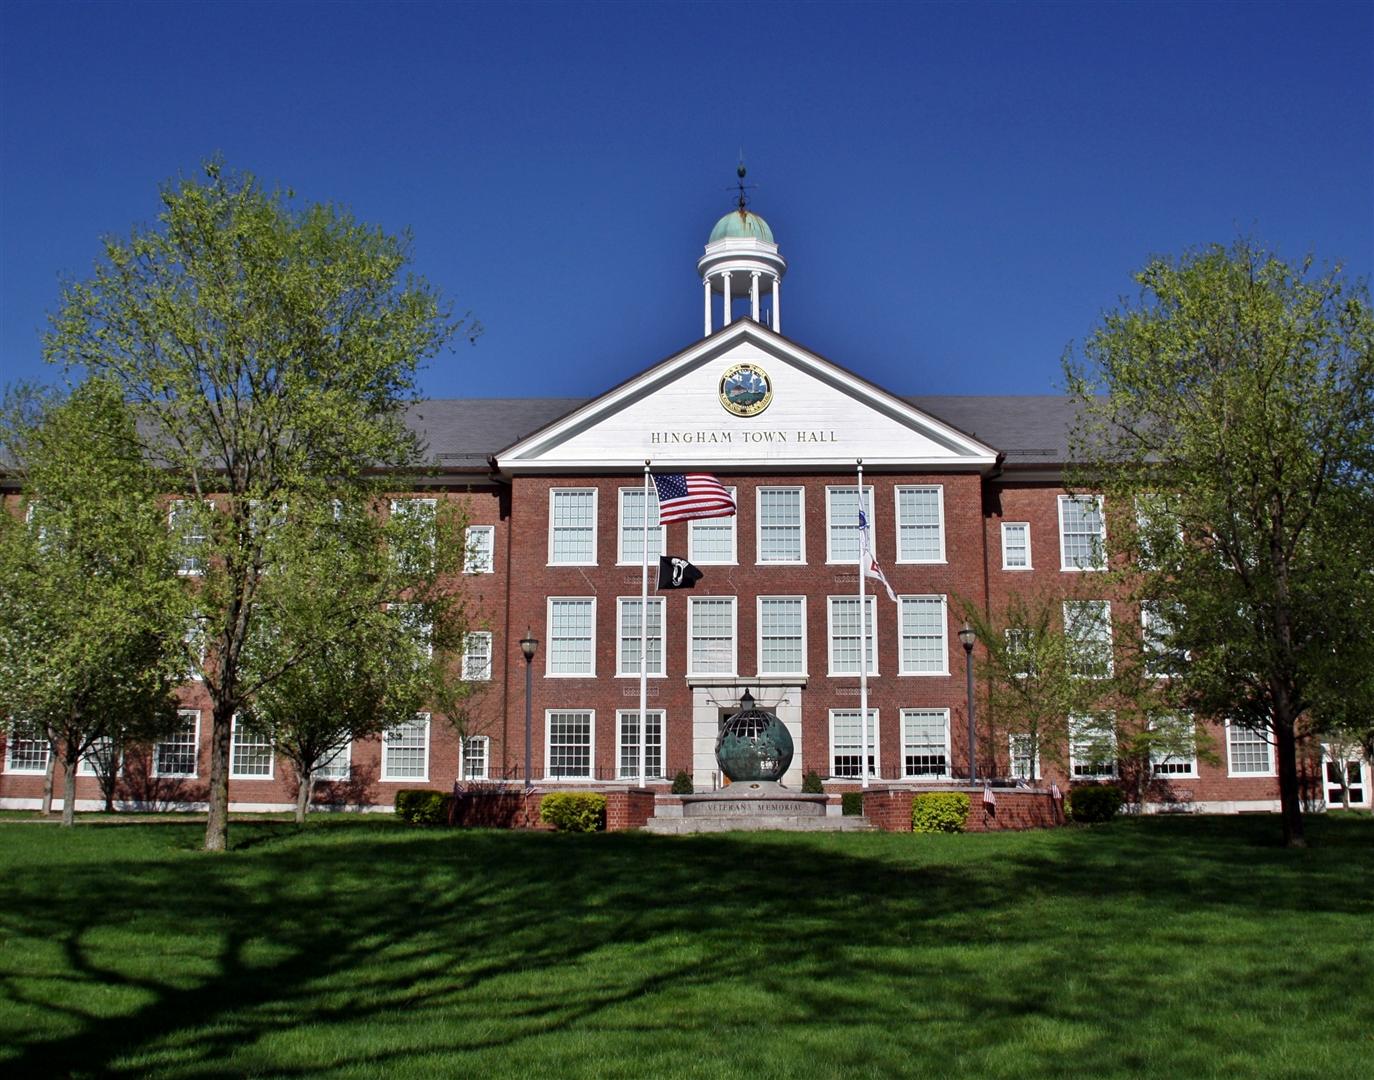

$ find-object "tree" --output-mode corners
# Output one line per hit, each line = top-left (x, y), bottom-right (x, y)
(0, 380), (185, 825)
(1066, 240), (1374, 847)
(44, 161), (475, 850)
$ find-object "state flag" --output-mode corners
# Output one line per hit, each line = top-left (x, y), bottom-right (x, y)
(858, 510), (898, 602)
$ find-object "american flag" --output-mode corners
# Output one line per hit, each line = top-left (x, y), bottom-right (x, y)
(652, 473), (736, 524)
(983, 781), (997, 809)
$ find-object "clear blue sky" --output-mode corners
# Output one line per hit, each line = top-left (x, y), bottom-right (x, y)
(2, 0), (1370, 400)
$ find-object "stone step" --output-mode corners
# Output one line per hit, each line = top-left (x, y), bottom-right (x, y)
(641, 814), (875, 834)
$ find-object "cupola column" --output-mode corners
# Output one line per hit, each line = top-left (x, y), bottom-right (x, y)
(722, 271), (732, 326)
(703, 277), (712, 337)
(750, 271), (761, 322)
(772, 275), (781, 333)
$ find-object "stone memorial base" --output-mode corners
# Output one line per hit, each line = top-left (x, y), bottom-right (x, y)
(642, 780), (874, 834)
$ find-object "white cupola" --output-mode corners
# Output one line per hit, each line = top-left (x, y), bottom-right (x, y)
(697, 164), (786, 336)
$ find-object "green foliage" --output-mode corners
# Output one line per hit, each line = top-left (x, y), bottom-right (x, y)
(912, 792), (971, 834)
(538, 792), (607, 833)
(801, 770), (824, 794)
(1068, 785), (1125, 823)
(393, 789), (453, 826)
(670, 770), (694, 795)
(841, 791), (864, 816)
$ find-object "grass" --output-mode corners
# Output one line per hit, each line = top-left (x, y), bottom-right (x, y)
(0, 815), (1370, 1079)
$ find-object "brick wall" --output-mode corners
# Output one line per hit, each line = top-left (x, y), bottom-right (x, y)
(863, 786), (1062, 832)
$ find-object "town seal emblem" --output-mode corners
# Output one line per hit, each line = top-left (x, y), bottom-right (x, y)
(719, 363), (773, 417)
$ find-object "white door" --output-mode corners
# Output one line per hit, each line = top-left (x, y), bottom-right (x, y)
(1321, 748), (1370, 809)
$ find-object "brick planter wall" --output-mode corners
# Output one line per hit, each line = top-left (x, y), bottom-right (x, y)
(449, 787), (655, 831)
(863, 786), (1062, 832)
(605, 789), (657, 831)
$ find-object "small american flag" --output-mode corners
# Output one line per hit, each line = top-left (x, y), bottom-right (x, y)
(1051, 782), (1063, 802)
(652, 473), (736, 524)
(983, 781), (997, 809)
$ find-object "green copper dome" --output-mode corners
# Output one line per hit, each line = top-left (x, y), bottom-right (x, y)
(709, 209), (775, 244)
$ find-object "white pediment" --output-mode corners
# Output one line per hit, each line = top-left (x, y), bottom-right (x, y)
(496, 322), (998, 473)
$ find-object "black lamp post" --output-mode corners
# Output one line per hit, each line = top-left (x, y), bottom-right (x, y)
(519, 629), (538, 790)
(958, 623), (977, 784)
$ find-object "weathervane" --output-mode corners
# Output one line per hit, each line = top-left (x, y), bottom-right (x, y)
(732, 151), (756, 213)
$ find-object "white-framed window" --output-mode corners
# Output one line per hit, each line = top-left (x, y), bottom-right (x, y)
(4, 724), (49, 774)
(617, 597), (665, 677)
(169, 499), (211, 576)
(1005, 628), (1035, 678)
(688, 597), (737, 676)
(617, 710), (664, 779)
(550, 489), (598, 565)
(899, 595), (948, 675)
(1134, 493), (1181, 571)
(382, 714), (430, 781)
(546, 710), (594, 779)
(547, 598), (596, 677)
(1141, 602), (1185, 678)
(895, 486), (945, 563)
(463, 631), (493, 681)
(315, 741), (352, 781)
(153, 710), (200, 778)
(396, 603), (433, 660)
(757, 596), (807, 676)
(1064, 600), (1113, 678)
(390, 498), (437, 574)
(461, 736), (490, 781)
(618, 487), (665, 565)
(183, 614), (207, 683)
(828, 596), (877, 675)
(1150, 715), (1198, 777)
(1001, 522), (1032, 570)
(901, 709), (950, 778)
(829, 709), (879, 778)
(77, 736), (119, 778)
(1009, 733), (1040, 781)
(230, 717), (274, 779)
(1069, 714), (1117, 779)
(826, 486), (875, 564)
(464, 525), (495, 574)
(1226, 722), (1275, 777)
(690, 487), (737, 564)
(757, 487), (804, 564)
(1059, 494), (1106, 571)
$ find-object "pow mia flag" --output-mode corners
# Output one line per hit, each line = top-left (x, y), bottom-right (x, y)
(658, 555), (704, 590)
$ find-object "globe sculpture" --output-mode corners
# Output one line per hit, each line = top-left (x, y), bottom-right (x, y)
(715, 690), (793, 782)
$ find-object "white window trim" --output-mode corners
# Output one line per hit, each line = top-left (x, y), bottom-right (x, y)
(827, 595), (878, 677)
(546, 596), (597, 679)
(170, 499), (213, 577)
(1150, 716), (1199, 779)
(76, 737), (122, 778)
(894, 485), (947, 564)
(315, 740), (352, 782)
(687, 596), (738, 677)
(4, 726), (50, 775)
(616, 596), (666, 678)
(825, 485), (875, 565)
(548, 488), (599, 567)
(689, 487), (738, 565)
(464, 525), (495, 574)
(755, 486), (806, 565)
(381, 713), (430, 782)
(229, 716), (275, 780)
(755, 595), (808, 677)
(1225, 721), (1276, 777)
(616, 709), (665, 780)
(1008, 733), (1042, 781)
(544, 709), (596, 782)
(897, 594), (950, 676)
(617, 486), (667, 566)
(1064, 599), (1114, 679)
(152, 709), (200, 779)
(461, 735), (490, 780)
(1058, 494), (1107, 572)
(1000, 521), (1033, 570)
(900, 708), (952, 779)
(1069, 715), (1118, 779)
(463, 630), (493, 681)
(390, 498), (438, 573)
(828, 708), (881, 779)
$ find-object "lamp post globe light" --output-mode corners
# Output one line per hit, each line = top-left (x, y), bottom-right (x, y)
(519, 630), (538, 790)
(958, 623), (977, 785)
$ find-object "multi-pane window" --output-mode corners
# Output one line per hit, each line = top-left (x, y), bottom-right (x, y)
(618, 487), (665, 564)
(1009, 733), (1040, 781)
(616, 598), (665, 677)
(547, 598), (595, 676)
(826, 486), (875, 563)
(690, 488), (736, 564)
(689, 597), (737, 675)
(390, 498), (437, 573)
(828, 596), (877, 675)
(382, 715), (429, 781)
(77, 736), (117, 778)
(757, 488), (804, 563)
(901, 709), (949, 778)
(154, 710), (199, 778)
(464, 525), (495, 573)
(896, 486), (945, 562)
(4, 724), (49, 773)
(547, 710), (593, 779)
(1141, 602), (1185, 678)
(758, 597), (806, 675)
(830, 709), (879, 778)
(461, 736), (490, 781)
(230, 718), (274, 779)
(1135, 493), (1180, 571)
(1064, 600), (1113, 678)
(315, 741), (351, 781)
(463, 631), (493, 681)
(184, 614), (207, 683)
(1001, 522), (1031, 569)
(617, 710), (664, 779)
(1005, 628), (1035, 678)
(899, 595), (948, 674)
(1150, 715), (1198, 777)
(169, 499), (210, 576)
(1227, 723), (1273, 776)
(397, 603), (433, 660)
(1059, 495), (1106, 571)
(1069, 715), (1117, 779)
(550, 489), (597, 565)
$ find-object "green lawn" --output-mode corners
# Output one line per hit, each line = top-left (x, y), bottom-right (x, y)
(0, 815), (1370, 1079)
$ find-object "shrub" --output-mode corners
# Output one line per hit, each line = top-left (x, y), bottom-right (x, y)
(1068, 784), (1124, 823)
(801, 771), (824, 794)
(539, 792), (607, 833)
(841, 791), (865, 816)
(912, 792), (971, 834)
(670, 770), (694, 795)
(394, 789), (452, 826)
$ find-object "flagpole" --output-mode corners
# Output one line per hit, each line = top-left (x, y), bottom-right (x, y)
(639, 461), (650, 789)
(857, 459), (869, 791)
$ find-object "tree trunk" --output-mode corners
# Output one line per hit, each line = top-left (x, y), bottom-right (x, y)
(61, 752), (78, 827)
(41, 751), (55, 816)
(204, 701), (234, 852)
(295, 767), (311, 825)
(1273, 710), (1306, 848)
